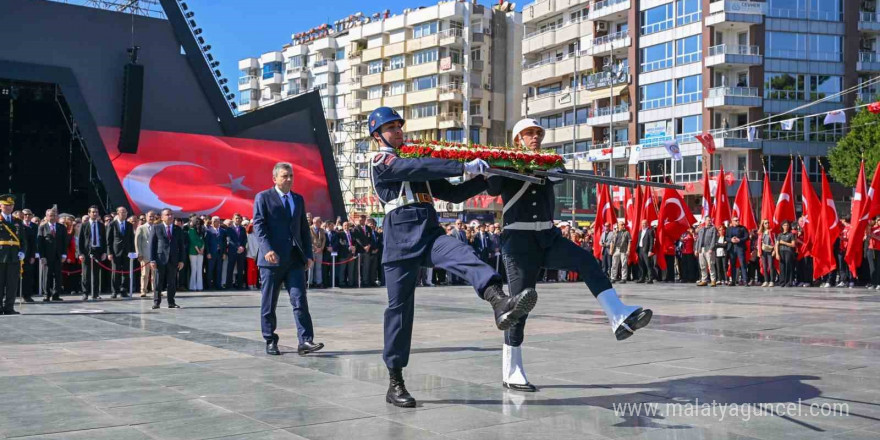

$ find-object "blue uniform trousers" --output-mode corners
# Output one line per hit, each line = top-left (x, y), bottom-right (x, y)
(503, 232), (611, 347)
(383, 234), (500, 368)
(259, 260), (314, 345)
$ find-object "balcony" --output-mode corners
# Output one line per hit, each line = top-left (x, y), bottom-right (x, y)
(384, 67), (406, 83)
(705, 1), (765, 28)
(705, 44), (762, 68)
(583, 70), (631, 91)
(262, 72), (283, 85)
(704, 86), (762, 109)
(589, 0), (630, 21)
(383, 93), (406, 108)
(362, 46), (383, 62)
(471, 60), (484, 71)
(585, 30), (631, 57)
(859, 11), (880, 33)
(347, 99), (362, 110)
(470, 115), (484, 126)
(438, 28), (463, 47)
(285, 65), (307, 80)
(438, 112), (463, 129)
(406, 61), (439, 79)
(587, 104), (630, 127)
(362, 72), (383, 88)
(857, 52), (880, 73)
(360, 98), (382, 114)
(312, 59), (337, 74)
(438, 83), (463, 102)
(438, 58), (464, 75)
(347, 49), (363, 66)
(549, 124), (591, 145)
(407, 115), (439, 132)
(238, 76), (258, 90)
(523, 0), (555, 24)
(407, 88), (439, 105)
(407, 34), (440, 52)
(709, 128), (761, 149)
(310, 36), (338, 52)
(523, 55), (589, 85)
(523, 25), (558, 55)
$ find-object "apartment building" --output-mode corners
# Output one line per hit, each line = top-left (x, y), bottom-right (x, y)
(239, 0), (522, 217)
(522, 0), (857, 217)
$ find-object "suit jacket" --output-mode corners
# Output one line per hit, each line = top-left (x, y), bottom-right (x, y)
(77, 219), (107, 257)
(106, 219), (135, 257)
(204, 226), (225, 256)
(350, 225), (370, 254)
(333, 229), (352, 259)
(24, 223), (38, 258)
(310, 225), (327, 255)
(149, 223), (186, 266)
(252, 188), (312, 268)
(474, 232), (491, 260)
(38, 222), (67, 261)
(637, 227), (655, 253)
(225, 224), (248, 255)
(135, 224), (152, 259)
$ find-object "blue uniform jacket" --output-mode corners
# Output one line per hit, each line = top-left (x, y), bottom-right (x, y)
(371, 148), (488, 264)
(487, 175), (563, 254)
(252, 188), (313, 268)
(204, 226), (225, 257)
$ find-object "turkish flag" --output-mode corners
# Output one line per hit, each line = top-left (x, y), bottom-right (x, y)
(656, 187), (697, 271)
(628, 186), (643, 264)
(774, 162), (796, 231)
(761, 169), (776, 232)
(869, 161), (880, 219)
(868, 102), (880, 114)
(99, 127), (334, 220)
(701, 168), (713, 219)
(713, 165), (731, 228)
(592, 184), (616, 260)
(846, 161), (869, 277)
(695, 132), (715, 155)
(642, 183), (658, 225)
(733, 175), (757, 232)
(811, 168), (837, 280)
(799, 159), (821, 258)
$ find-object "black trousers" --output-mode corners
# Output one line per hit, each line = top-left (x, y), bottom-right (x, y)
(869, 249), (880, 286)
(837, 251), (850, 283)
(779, 251), (796, 286)
(80, 252), (102, 297)
(44, 259), (63, 296)
(663, 255), (675, 281)
(154, 262), (179, 306)
(0, 262), (20, 312)
(637, 250), (654, 281)
(226, 252), (246, 289)
(111, 254), (130, 294)
(21, 260), (37, 299)
(680, 254), (696, 282)
(715, 255), (728, 282)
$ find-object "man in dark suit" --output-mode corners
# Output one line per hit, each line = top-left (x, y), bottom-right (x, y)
(252, 162), (323, 356)
(106, 206), (135, 298)
(336, 222), (356, 287)
(149, 208), (186, 309)
(77, 205), (107, 300)
(474, 224), (492, 264)
(204, 216), (225, 290)
(352, 215), (374, 287)
(18, 209), (38, 303)
(322, 221), (335, 287)
(636, 219), (656, 284)
(225, 213), (247, 290)
(38, 209), (67, 301)
(366, 218), (381, 286)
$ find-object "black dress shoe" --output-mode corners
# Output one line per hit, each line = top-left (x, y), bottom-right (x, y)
(386, 368), (416, 407)
(5, 310), (20, 315)
(82, 294), (89, 301)
(484, 285), (538, 331)
(503, 381), (538, 392)
(42, 298), (50, 302)
(111, 293), (118, 299)
(297, 341), (324, 355)
(151, 304), (160, 309)
(615, 308), (654, 341)
(121, 293), (129, 298)
(646, 280), (654, 284)
(167, 304), (180, 309)
(266, 341), (281, 355)
(51, 296), (63, 301)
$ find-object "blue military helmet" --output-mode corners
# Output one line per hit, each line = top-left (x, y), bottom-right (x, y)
(368, 106), (405, 136)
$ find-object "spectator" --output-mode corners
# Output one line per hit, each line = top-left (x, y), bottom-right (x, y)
(776, 220), (797, 287)
(245, 221), (259, 289)
(309, 216), (326, 288)
(187, 217), (205, 291)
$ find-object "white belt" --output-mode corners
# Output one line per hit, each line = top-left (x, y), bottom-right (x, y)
(504, 221), (553, 231)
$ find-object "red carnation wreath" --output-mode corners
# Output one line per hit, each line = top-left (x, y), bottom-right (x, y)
(397, 139), (564, 173)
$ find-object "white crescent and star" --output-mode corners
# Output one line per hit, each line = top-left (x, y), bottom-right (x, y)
(122, 161), (248, 215)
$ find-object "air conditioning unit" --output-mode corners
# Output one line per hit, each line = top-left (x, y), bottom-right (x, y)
(596, 21), (609, 32)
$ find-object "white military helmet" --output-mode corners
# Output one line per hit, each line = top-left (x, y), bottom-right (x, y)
(511, 118), (545, 146)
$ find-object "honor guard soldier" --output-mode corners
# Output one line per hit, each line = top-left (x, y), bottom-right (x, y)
(487, 119), (653, 392)
(0, 194), (28, 315)
(368, 107), (538, 408)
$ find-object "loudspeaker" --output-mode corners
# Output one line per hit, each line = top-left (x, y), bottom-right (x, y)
(118, 63), (144, 154)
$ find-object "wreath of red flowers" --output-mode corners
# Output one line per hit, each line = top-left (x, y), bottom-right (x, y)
(397, 139), (564, 172)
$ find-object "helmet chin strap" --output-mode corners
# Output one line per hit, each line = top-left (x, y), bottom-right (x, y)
(378, 131), (398, 151)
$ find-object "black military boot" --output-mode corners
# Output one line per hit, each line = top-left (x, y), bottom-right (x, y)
(386, 368), (416, 408)
(483, 284), (538, 331)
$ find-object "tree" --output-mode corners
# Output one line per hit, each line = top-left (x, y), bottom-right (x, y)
(829, 106), (880, 186)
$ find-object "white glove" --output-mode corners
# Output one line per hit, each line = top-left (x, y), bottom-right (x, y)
(34, 253), (40, 259)
(127, 252), (138, 259)
(17, 252), (24, 261)
(547, 167), (565, 182)
(464, 159), (490, 176)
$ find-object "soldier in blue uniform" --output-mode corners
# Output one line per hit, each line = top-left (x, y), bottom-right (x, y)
(368, 107), (538, 408)
(487, 119), (653, 392)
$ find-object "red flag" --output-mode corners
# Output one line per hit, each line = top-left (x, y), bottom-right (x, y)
(701, 168), (713, 219)
(642, 182), (659, 225)
(657, 187), (698, 271)
(846, 161), (869, 277)
(624, 188), (635, 231)
(733, 175), (758, 232)
(773, 162), (796, 231)
(811, 168), (837, 280)
(869, 161), (880, 219)
(761, 168), (776, 232)
(799, 159), (821, 258)
(695, 132), (716, 155)
(98, 127), (334, 219)
(628, 186), (643, 264)
(713, 165), (731, 228)
(592, 184), (616, 260)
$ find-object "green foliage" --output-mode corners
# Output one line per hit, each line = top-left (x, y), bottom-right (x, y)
(829, 107), (880, 186)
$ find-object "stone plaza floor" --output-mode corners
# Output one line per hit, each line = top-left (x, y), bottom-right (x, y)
(1, 281), (879, 439)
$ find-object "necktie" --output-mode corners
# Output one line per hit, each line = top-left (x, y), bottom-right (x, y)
(92, 222), (98, 247)
(166, 225), (171, 240)
(51, 224), (56, 236)
(120, 221), (125, 235)
(283, 195), (291, 216)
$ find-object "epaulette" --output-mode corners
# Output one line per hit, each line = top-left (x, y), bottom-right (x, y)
(372, 152), (396, 167)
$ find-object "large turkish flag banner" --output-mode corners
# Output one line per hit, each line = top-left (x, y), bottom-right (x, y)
(98, 127), (334, 219)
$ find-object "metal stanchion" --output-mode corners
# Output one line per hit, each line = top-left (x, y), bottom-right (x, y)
(90, 257), (95, 298)
(38, 259), (43, 299)
(129, 258), (134, 297)
(331, 252), (337, 288)
(495, 253), (500, 272)
(357, 254), (361, 288)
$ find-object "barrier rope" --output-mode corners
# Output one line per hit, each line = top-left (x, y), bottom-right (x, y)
(92, 259), (142, 274)
(321, 256), (358, 266)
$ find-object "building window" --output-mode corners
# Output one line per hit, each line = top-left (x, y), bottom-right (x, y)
(239, 90), (252, 105)
(540, 113), (563, 129)
(388, 55), (405, 70)
(676, 0), (701, 26)
(677, 115), (702, 143)
(368, 60), (383, 75)
(470, 126), (480, 143)
(641, 3), (673, 35)
(469, 101), (482, 116)
(764, 72), (806, 101)
(413, 21), (438, 38)
(471, 48), (482, 61)
(809, 75), (842, 102)
(411, 75), (437, 92)
(287, 56), (303, 70)
(368, 85), (382, 99)
(335, 48), (345, 60)
(448, 49), (462, 65)
(261, 61), (282, 79)
(536, 83), (561, 96)
(639, 80), (673, 110)
(676, 34), (701, 65)
(676, 74), (702, 104)
(412, 49), (438, 65)
(764, 113), (805, 141)
(446, 128), (464, 142)
(389, 81), (406, 96)
(640, 120), (672, 146)
(411, 103), (437, 119)
(768, 0), (841, 22)
(766, 31), (841, 62)
(640, 42), (672, 73)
